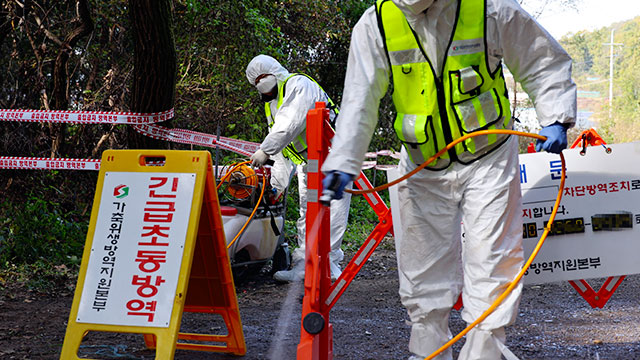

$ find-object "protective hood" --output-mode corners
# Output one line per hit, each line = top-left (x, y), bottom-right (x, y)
(256, 74), (277, 94)
(245, 55), (291, 86)
(391, 0), (435, 15)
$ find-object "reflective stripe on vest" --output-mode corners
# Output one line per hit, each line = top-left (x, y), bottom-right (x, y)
(264, 73), (337, 165)
(376, 0), (512, 169)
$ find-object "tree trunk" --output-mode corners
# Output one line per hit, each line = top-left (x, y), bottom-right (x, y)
(0, 1), (11, 108)
(127, 0), (177, 149)
(49, 0), (94, 157)
(0, 1), (11, 48)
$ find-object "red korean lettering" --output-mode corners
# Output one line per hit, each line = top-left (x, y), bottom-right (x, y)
(135, 250), (167, 272)
(131, 275), (166, 297)
(141, 225), (170, 238)
(126, 299), (157, 322)
(144, 201), (176, 212)
(143, 212), (173, 222)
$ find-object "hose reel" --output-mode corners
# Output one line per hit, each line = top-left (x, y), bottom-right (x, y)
(219, 163), (260, 205)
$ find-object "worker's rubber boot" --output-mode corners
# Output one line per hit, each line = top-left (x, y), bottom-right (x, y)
(273, 260), (305, 283)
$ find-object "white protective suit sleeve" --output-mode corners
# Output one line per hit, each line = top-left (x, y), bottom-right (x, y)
(261, 75), (333, 191)
(269, 151), (293, 195)
(259, 75), (323, 156)
(245, 55), (331, 192)
(322, 0), (577, 175)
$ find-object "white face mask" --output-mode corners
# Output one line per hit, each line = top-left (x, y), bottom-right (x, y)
(255, 74), (277, 94)
(392, 0), (435, 15)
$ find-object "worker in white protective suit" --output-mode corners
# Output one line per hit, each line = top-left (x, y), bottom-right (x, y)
(321, 0), (576, 359)
(246, 54), (352, 283)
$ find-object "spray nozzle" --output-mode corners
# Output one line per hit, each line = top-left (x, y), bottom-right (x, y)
(319, 174), (342, 207)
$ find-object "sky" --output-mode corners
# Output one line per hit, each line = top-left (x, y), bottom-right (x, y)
(525, 0), (640, 39)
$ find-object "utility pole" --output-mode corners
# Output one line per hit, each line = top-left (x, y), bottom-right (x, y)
(603, 29), (623, 119)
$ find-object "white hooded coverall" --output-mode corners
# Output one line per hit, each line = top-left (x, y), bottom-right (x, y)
(321, 0), (576, 359)
(246, 55), (352, 276)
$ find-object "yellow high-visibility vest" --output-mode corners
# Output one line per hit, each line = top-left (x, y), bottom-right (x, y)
(376, 0), (512, 169)
(264, 73), (338, 165)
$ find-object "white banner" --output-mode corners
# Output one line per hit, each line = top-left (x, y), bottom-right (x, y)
(387, 142), (640, 285)
(77, 172), (196, 327)
(519, 141), (640, 284)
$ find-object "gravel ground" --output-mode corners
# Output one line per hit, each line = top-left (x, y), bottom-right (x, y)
(1, 246), (639, 359)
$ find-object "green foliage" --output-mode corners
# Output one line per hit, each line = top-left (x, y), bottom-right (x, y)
(560, 16), (640, 143)
(0, 0), (376, 167)
(170, 0), (373, 147)
(341, 195), (379, 251)
(0, 261), (78, 295)
(0, 196), (87, 267)
(283, 174), (301, 245)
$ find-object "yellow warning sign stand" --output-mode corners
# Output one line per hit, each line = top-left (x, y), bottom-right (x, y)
(60, 150), (245, 359)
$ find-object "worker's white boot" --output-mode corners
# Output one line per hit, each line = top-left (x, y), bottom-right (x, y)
(274, 257), (341, 282)
(329, 258), (342, 281)
(458, 327), (508, 360)
(408, 353), (450, 360)
(273, 260), (305, 282)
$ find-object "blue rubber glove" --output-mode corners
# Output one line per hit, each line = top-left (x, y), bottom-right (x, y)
(536, 122), (569, 154)
(268, 187), (279, 204)
(320, 171), (355, 204)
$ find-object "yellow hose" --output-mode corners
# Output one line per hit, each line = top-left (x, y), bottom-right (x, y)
(347, 130), (546, 195)
(216, 160), (268, 250)
(343, 130), (565, 359)
(216, 161), (251, 191)
(226, 172), (266, 249)
(424, 152), (565, 360)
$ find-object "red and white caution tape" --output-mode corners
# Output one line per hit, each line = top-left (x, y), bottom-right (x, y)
(361, 149), (401, 169)
(361, 161), (399, 170)
(1, 153), (399, 171)
(132, 123), (258, 157)
(0, 156), (101, 170)
(364, 149), (401, 159)
(0, 108), (174, 125)
(0, 107), (260, 155)
(0, 107), (264, 170)
(0, 107), (401, 171)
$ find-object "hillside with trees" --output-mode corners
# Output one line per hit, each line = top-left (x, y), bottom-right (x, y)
(560, 16), (640, 142)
